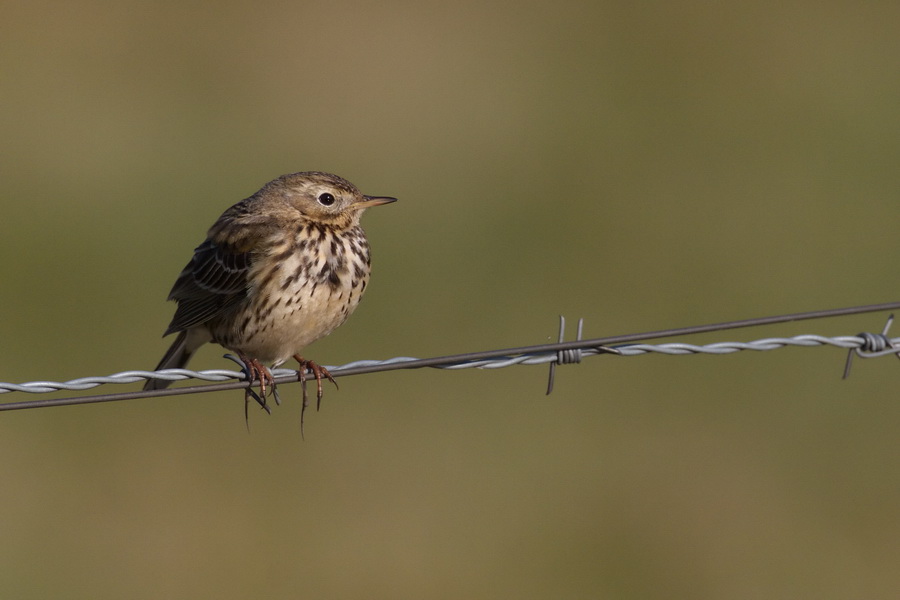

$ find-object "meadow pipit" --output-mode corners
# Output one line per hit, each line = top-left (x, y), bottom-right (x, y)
(144, 171), (396, 425)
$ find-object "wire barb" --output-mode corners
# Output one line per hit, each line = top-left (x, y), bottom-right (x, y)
(546, 317), (620, 395)
(842, 314), (900, 379)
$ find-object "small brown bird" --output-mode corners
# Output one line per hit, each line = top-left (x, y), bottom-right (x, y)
(145, 171), (396, 423)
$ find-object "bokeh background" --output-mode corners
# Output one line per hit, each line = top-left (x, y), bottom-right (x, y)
(1, 1), (898, 597)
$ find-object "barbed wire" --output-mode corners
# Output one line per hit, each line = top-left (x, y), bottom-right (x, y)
(2, 301), (899, 411)
(1, 334), (896, 394)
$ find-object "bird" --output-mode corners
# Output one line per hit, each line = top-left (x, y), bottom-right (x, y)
(144, 171), (396, 426)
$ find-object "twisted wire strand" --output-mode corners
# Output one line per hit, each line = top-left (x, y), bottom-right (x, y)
(1, 334), (897, 395)
(3, 301), (900, 411)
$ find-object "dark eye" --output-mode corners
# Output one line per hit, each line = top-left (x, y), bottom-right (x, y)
(317, 192), (336, 206)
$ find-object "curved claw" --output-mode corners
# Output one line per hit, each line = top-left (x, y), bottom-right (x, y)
(293, 355), (338, 437)
(225, 353), (275, 430)
(241, 355), (275, 401)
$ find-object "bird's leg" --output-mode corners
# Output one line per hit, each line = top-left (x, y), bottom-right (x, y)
(224, 353), (270, 431)
(296, 363), (309, 437)
(293, 355), (337, 409)
(242, 373), (268, 433)
(238, 353), (276, 412)
(293, 355), (338, 436)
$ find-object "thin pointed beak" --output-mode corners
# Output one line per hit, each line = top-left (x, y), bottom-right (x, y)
(355, 195), (398, 209)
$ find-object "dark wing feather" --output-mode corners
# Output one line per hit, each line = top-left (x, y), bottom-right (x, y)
(163, 238), (253, 335)
(182, 239), (252, 297)
(161, 197), (281, 336)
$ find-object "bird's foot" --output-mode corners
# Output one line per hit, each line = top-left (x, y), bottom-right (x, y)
(293, 355), (338, 436)
(233, 354), (279, 431)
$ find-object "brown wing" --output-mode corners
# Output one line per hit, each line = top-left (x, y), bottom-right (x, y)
(162, 239), (252, 335)
(162, 200), (275, 336)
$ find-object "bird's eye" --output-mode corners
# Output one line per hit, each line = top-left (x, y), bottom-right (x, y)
(317, 192), (336, 206)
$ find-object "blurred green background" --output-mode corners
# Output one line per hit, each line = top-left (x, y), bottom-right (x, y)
(1, 1), (898, 597)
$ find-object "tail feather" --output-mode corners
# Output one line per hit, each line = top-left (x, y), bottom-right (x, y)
(144, 331), (195, 391)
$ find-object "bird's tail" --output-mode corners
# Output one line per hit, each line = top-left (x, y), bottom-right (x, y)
(144, 330), (197, 391)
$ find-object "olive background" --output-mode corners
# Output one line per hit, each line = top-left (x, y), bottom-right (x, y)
(1, 1), (898, 598)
